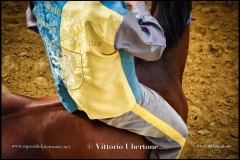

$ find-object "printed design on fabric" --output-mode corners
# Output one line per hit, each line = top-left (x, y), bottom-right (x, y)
(33, 1), (65, 86)
(33, 1), (87, 90)
(60, 2), (113, 89)
(57, 47), (84, 90)
(60, 8), (92, 88)
(44, 36), (85, 90)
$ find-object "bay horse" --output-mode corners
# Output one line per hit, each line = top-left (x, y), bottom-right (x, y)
(2, 1), (192, 159)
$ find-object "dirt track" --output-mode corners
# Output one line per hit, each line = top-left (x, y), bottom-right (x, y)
(1, 1), (239, 159)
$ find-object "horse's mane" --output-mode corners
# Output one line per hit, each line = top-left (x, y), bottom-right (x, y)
(135, 1), (192, 65)
(152, 1), (192, 52)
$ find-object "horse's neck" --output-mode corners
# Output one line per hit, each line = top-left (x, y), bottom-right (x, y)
(3, 106), (151, 159)
(136, 26), (189, 123)
(163, 26), (190, 84)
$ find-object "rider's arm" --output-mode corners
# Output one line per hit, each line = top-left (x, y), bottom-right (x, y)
(26, 1), (39, 33)
(115, 2), (166, 61)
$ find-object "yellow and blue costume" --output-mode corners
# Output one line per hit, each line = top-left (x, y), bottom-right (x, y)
(26, 1), (188, 159)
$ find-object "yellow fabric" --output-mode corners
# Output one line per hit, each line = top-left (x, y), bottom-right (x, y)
(59, 1), (136, 119)
(132, 104), (186, 157)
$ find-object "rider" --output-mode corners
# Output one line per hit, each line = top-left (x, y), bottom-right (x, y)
(26, 1), (188, 159)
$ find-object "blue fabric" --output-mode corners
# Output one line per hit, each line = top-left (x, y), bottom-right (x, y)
(32, 1), (78, 113)
(101, 1), (142, 103)
(32, 1), (142, 113)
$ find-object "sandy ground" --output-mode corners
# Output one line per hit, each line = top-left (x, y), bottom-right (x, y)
(1, 1), (239, 159)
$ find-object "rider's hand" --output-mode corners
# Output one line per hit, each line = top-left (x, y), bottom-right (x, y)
(125, 1), (144, 8)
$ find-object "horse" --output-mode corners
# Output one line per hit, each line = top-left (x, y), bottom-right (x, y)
(2, 1), (192, 159)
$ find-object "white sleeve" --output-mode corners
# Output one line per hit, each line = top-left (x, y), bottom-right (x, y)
(26, 2), (37, 28)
